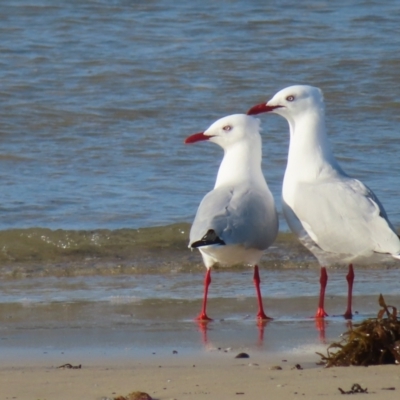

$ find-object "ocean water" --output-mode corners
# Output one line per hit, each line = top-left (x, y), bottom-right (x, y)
(0, 1), (399, 348)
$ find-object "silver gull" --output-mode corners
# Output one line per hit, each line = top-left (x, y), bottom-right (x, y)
(185, 114), (279, 321)
(248, 85), (400, 319)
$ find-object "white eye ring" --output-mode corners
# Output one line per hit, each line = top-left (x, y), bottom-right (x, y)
(286, 95), (295, 102)
(222, 125), (232, 131)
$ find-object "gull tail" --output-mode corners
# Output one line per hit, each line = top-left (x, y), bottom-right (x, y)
(191, 229), (225, 248)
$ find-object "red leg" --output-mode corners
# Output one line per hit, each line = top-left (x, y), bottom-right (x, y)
(343, 264), (354, 319)
(196, 269), (212, 321)
(253, 265), (272, 320)
(315, 267), (328, 318)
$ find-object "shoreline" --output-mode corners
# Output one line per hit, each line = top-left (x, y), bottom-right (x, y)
(1, 271), (399, 399)
(1, 293), (400, 399)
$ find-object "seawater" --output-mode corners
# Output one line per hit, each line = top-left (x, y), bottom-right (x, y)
(0, 2), (399, 312)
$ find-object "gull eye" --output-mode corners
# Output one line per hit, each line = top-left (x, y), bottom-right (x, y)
(222, 125), (232, 131)
(286, 95), (295, 102)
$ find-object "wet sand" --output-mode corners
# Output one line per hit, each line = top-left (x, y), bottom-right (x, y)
(2, 292), (400, 399)
(1, 267), (400, 399)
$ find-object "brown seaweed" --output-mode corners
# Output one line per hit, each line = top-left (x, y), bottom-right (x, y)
(317, 294), (400, 367)
(57, 363), (82, 369)
(338, 383), (368, 394)
(114, 392), (152, 400)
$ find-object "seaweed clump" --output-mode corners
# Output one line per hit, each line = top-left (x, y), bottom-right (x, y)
(318, 294), (400, 367)
(114, 392), (152, 400)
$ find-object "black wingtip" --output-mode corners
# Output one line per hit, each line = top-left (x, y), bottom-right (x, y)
(191, 229), (225, 248)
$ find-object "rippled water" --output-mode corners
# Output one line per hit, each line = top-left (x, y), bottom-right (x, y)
(0, 2), (399, 320)
(0, 1), (399, 232)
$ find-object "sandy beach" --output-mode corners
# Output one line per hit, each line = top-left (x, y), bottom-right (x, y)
(1, 296), (399, 400)
(1, 269), (400, 400)
(2, 273), (400, 400)
(1, 350), (400, 400)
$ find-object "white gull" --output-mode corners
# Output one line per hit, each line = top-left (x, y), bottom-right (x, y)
(185, 114), (279, 321)
(248, 85), (400, 319)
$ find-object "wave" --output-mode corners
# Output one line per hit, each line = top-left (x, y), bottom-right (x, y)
(0, 223), (397, 279)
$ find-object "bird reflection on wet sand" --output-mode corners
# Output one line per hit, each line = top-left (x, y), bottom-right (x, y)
(195, 319), (272, 347)
(315, 318), (328, 343)
(194, 313), (357, 352)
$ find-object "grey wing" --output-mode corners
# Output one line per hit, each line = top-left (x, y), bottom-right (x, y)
(292, 178), (400, 257)
(282, 198), (334, 264)
(189, 188), (233, 247)
(190, 185), (278, 251)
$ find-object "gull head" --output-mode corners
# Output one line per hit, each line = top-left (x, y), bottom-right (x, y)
(247, 85), (325, 121)
(185, 114), (261, 150)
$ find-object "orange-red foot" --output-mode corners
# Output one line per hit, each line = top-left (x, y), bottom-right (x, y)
(196, 313), (213, 321)
(343, 310), (352, 320)
(315, 307), (328, 318)
(257, 311), (273, 321)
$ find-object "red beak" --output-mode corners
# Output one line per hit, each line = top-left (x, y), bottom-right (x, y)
(247, 103), (281, 115)
(184, 132), (210, 144)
